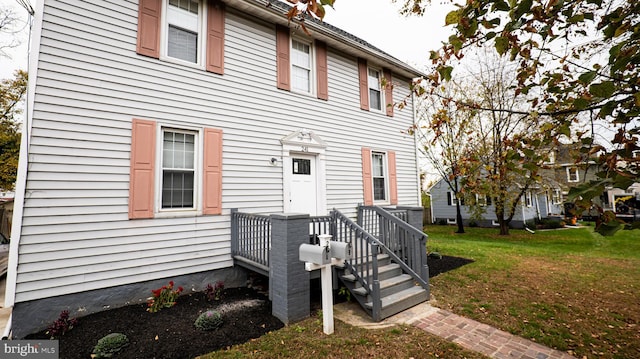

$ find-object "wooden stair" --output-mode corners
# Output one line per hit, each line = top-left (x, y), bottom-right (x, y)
(339, 254), (429, 321)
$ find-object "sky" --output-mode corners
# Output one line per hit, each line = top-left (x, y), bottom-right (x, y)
(0, 0), (456, 79)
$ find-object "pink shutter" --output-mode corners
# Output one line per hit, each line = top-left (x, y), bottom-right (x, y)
(388, 151), (398, 205)
(203, 128), (223, 215)
(276, 25), (290, 91)
(358, 58), (369, 111)
(129, 119), (156, 219)
(206, 1), (225, 74)
(136, 0), (162, 58)
(316, 40), (329, 100)
(383, 69), (394, 117)
(362, 148), (373, 206)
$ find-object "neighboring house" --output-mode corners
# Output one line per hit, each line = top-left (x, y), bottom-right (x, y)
(543, 143), (600, 204)
(429, 179), (562, 228)
(7, 0), (426, 337)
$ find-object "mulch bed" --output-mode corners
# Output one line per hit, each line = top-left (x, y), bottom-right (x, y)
(26, 287), (284, 359)
(429, 255), (474, 277)
(24, 255), (472, 359)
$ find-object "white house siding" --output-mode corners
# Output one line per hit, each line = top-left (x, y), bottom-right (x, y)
(15, 0), (419, 302)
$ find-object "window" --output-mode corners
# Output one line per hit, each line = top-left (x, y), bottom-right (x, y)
(368, 68), (382, 111)
(357, 59), (394, 116)
(361, 148), (397, 205)
(166, 0), (201, 63)
(567, 167), (579, 182)
(447, 191), (458, 206)
(477, 194), (491, 207)
(292, 158), (311, 175)
(276, 27), (328, 99)
(372, 152), (387, 201)
(161, 129), (196, 209)
(129, 119), (223, 219)
(291, 39), (312, 93)
(552, 189), (562, 204)
(525, 191), (532, 207)
(136, 0), (225, 74)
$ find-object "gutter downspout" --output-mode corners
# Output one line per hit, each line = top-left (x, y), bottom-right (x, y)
(5, 0), (43, 319)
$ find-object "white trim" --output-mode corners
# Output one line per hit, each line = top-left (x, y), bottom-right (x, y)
(154, 125), (203, 217)
(5, 0), (44, 308)
(412, 91), (422, 206)
(281, 130), (327, 215)
(371, 150), (390, 205)
(446, 218), (456, 225)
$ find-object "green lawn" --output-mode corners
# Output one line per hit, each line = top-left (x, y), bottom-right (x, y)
(201, 225), (638, 359)
(426, 224), (640, 359)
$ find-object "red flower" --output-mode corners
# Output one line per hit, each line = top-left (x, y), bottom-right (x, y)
(178, 286), (184, 293)
(169, 281), (174, 287)
(151, 289), (162, 297)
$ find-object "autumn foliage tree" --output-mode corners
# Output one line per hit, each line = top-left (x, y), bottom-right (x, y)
(0, 69), (26, 191)
(413, 82), (478, 233)
(396, 0), (639, 234)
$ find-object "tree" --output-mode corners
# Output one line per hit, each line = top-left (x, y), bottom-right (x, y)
(0, 5), (25, 58)
(396, 0), (639, 233)
(0, 69), (27, 191)
(413, 82), (477, 233)
(460, 54), (553, 235)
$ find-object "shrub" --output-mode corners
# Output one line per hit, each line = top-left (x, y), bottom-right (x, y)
(91, 333), (129, 358)
(194, 310), (223, 331)
(46, 310), (78, 339)
(437, 219), (447, 225)
(147, 281), (184, 313)
(205, 281), (225, 301)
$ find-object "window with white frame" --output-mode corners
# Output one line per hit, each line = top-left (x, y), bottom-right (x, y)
(161, 129), (197, 209)
(291, 39), (313, 93)
(567, 167), (579, 182)
(525, 191), (532, 207)
(368, 68), (383, 111)
(166, 0), (202, 63)
(477, 194), (489, 207)
(552, 189), (562, 204)
(371, 152), (387, 201)
(447, 191), (458, 206)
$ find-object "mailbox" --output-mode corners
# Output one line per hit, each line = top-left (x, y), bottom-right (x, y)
(329, 241), (352, 260)
(299, 243), (331, 265)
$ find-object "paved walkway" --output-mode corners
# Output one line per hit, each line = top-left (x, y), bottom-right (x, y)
(333, 301), (577, 359)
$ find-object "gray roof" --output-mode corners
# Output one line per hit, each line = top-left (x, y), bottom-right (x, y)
(233, 0), (426, 79)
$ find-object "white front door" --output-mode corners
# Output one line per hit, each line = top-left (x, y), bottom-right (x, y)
(289, 154), (317, 215)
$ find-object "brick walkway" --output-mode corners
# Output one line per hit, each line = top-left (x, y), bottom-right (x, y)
(411, 308), (577, 359)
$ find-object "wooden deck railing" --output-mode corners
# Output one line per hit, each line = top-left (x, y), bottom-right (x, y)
(231, 209), (271, 274)
(357, 206), (429, 287)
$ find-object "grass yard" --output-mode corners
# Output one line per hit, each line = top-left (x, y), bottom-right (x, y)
(426, 224), (640, 359)
(199, 314), (487, 359)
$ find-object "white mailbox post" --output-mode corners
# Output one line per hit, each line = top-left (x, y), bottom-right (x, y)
(299, 234), (352, 335)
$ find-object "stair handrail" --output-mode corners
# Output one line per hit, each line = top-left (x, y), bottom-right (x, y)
(331, 209), (382, 300)
(358, 206), (429, 289)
